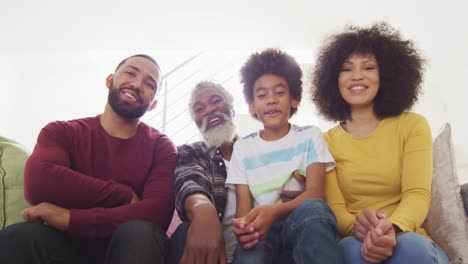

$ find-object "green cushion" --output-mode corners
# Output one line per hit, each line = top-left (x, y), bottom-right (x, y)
(0, 136), (30, 229)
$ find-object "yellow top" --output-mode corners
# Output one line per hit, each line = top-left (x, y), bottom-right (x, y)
(324, 112), (432, 238)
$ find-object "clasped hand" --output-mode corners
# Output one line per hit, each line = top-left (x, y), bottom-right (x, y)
(355, 208), (397, 263)
(232, 204), (277, 250)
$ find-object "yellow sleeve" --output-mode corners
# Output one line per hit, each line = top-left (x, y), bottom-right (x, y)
(389, 114), (432, 232)
(326, 168), (356, 237)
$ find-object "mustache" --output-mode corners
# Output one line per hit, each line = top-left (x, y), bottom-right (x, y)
(118, 87), (143, 104)
(200, 111), (231, 132)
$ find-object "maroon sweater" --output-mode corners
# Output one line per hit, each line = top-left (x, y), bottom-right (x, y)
(24, 115), (177, 239)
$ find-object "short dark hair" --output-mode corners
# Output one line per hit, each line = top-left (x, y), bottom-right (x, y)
(115, 54), (161, 72)
(311, 22), (425, 121)
(240, 48), (303, 118)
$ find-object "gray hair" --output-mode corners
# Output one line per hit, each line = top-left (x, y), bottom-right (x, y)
(188, 81), (234, 120)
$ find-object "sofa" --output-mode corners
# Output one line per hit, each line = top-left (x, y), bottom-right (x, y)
(1, 124), (468, 263)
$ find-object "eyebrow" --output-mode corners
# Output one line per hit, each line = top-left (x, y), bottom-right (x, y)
(255, 83), (287, 92)
(126, 65), (158, 86)
(343, 58), (377, 64)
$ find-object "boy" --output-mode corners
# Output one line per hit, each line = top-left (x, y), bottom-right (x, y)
(226, 49), (343, 264)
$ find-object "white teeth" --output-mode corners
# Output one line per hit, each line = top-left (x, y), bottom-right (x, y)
(350, 86), (365, 90)
(209, 117), (220, 124)
(124, 92), (136, 101)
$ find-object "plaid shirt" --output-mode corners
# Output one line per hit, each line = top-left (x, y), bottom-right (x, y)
(174, 141), (228, 221)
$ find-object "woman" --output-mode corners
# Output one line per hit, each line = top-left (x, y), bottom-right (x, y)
(312, 22), (449, 263)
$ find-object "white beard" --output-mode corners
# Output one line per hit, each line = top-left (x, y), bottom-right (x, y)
(199, 112), (236, 148)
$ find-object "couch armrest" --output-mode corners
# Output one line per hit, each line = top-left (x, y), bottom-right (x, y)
(461, 183), (468, 217)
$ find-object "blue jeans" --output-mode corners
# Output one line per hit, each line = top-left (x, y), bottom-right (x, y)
(232, 199), (344, 264)
(339, 232), (449, 264)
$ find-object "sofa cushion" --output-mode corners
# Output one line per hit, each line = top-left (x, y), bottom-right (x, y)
(423, 123), (468, 263)
(0, 136), (30, 229)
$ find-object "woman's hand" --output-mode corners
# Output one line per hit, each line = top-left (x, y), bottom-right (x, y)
(354, 208), (387, 240)
(360, 218), (397, 263)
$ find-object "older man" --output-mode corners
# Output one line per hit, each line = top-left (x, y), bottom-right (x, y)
(168, 81), (238, 264)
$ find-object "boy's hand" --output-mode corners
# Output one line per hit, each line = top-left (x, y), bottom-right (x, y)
(242, 205), (277, 241)
(278, 170), (305, 202)
(232, 217), (259, 249)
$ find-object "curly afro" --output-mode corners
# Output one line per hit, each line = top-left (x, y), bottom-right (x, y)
(240, 48), (303, 118)
(311, 22), (425, 122)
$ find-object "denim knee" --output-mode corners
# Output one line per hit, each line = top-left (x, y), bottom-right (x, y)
(338, 236), (366, 264)
(288, 199), (337, 231)
(387, 232), (449, 264)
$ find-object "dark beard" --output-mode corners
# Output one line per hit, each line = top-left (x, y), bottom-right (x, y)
(108, 85), (148, 119)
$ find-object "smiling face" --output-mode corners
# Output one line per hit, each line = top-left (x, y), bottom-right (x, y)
(250, 73), (298, 135)
(338, 53), (380, 111)
(192, 87), (235, 147)
(106, 56), (161, 119)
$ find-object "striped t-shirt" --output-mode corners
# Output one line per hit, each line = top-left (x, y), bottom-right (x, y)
(226, 124), (335, 206)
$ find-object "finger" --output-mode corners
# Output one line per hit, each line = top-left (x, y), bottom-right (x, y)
(194, 251), (206, 264)
(361, 236), (382, 262)
(218, 245), (227, 264)
(364, 230), (391, 262)
(278, 190), (302, 200)
(237, 232), (259, 244)
(180, 251), (188, 264)
(354, 220), (367, 239)
(232, 218), (243, 228)
(21, 209), (30, 221)
(356, 211), (372, 231)
(241, 238), (259, 250)
(243, 210), (258, 226)
(377, 210), (387, 219)
(292, 170), (306, 184)
(363, 209), (380, 227)
(375, 219), (393, 236)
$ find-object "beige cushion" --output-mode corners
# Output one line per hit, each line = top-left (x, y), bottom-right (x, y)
(423, 123), (468, 263)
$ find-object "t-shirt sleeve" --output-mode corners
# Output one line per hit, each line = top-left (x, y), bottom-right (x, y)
(226, 142), (248, 185)
(307, 126), (335, 172)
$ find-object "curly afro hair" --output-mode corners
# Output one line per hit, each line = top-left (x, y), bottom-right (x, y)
(240, 48), (303, 118)
(311, 22), (425, 122)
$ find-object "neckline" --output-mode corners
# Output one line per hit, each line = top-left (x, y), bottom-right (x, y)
(338, 118), (385, 139)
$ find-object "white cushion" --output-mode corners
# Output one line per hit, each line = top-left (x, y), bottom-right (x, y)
(423, 123), (468, 263)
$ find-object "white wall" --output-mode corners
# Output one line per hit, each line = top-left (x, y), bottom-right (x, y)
(1, 0), (467, 181)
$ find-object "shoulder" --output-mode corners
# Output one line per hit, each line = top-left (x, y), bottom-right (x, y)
(235, 131), (259, 145)
(386, 112), (430, 134)
(177, 141), (207, 156)
(138, 122), (177, 153)
(41, 116), (100, 136)
(291, 124), (325, 141)
(323, 124), (342, 144)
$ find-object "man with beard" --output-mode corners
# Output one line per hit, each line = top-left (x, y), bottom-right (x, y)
(0, 54), (177, 264)
(167, 82), (238, 264)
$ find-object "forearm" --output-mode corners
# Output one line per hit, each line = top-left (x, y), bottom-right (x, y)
(25, 156), (133, 208)
(235, 184), (253, 217)
(184, 193), (218, 221)
(273, 188), (323, 220)
(389, 188), (431, 232)
(69, 195), (174, 238)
